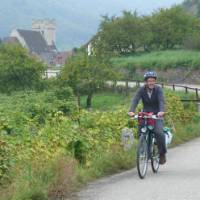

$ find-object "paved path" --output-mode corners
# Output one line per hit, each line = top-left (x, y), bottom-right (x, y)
(108, 81), (200, 90)
(72, 138), (200, 200)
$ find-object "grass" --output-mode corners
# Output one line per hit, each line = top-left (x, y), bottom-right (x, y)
(1, 118), (198, 200)
(80, 89), (198, 112)
(75, 144), (137, 186)
(171, 118), (200, 147)
(168, 89), (198, 100)
(0, 156), (76, 200)
(76, 90), (200, 194)
(74, 119), (200, 195)
(80, 92), (133, 110)
(0, 90), (199, 200)
(112, 50), (200, 70)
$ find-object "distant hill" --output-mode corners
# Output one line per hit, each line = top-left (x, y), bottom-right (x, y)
(183, 0), (200, 16)
(0, 0), (184, 50)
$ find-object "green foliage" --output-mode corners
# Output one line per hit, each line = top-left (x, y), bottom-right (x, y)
(0, 89), (77, 135)
(112, 50), (200, 70)
(54, 87), (74, 101)
(0, 89), (199, 199)
(94, 11), (144, 55)
(61, 52), (119, 108)
(183, 0), (200, 17)
(0, 140), (11, 183)
(150, 6), (200, 50)
(94, 6), (200, 55)
(94, 11), (149, 55)
(80, 92), (129, 110)
(183, 32), (200, 50)
(0, 44), (46, 93)
(171, 120), (200, 146)
(76, 144), (137, 184)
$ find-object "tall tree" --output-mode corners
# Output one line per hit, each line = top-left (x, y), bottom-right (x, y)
(150, 6), (200, 49)
(61, 51), (119, 109)
(94, 11), (143, 55)
(0, 44), (46, 93)
(94, 6), (200, 53)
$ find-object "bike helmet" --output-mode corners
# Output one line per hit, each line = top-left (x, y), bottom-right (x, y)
(144, 71), (157, 81)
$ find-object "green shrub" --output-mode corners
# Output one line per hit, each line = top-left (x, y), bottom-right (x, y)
(0, 89), (198, 199)
(112, 50), (200, 70)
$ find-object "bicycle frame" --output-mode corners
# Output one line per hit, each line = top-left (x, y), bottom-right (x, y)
(139, 116), (156, 159)
(133, 112), (160, 179)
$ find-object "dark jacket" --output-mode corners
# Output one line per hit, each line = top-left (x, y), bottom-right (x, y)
(129, 85), (165, 114)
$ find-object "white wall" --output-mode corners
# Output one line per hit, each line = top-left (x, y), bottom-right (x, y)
(32, 19), (56, 46)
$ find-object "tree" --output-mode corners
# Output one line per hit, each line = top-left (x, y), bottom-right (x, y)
(61, 51), (119, 109)
(60, 52), (85, 108)
(0, 44), (46, 93)
(93, 6), (200, 53)
(150, 6), (200, 49)
(94, 11), (143, 55)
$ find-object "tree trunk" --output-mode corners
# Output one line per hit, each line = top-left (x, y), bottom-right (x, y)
(77, 95), (81, 110)
(125, 80), (129, 96)
(76, 91), (81, 110)
(75, 91), (81, 125)
(86, 92), (93, 109)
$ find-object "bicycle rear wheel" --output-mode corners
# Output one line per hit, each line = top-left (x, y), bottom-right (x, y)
(151, 139), (160, 173)
(137, 135), (148, 179)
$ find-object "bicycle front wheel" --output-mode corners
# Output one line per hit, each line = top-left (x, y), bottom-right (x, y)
(137, 135), (148, 179)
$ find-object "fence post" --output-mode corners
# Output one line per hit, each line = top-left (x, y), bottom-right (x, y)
(173, 84), (175, 91)
(196, 88), (199, 100)
(125, 80), (129, 96)
(185, 87), (188, 93)
(45, 71), (48, 79)
(112, 81), (117, 93)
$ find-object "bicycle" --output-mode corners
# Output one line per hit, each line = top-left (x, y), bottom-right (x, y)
(132, 112), (160, 179)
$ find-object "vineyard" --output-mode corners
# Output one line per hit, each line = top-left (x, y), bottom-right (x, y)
(0, 88), (199, 200)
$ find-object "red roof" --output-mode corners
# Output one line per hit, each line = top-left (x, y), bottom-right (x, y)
(53, 51), (75, 66)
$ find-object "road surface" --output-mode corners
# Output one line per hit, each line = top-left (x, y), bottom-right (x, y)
(107, 81), (200, 91)
(72, 138), (200, 200)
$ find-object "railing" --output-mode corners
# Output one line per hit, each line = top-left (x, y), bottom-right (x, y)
(44, 70), (200, 101)
(113, 80), (200, 101)
(159, 83), (199, 100)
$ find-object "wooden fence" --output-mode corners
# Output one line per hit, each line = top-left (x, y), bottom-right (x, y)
(111, 80), (200, 101)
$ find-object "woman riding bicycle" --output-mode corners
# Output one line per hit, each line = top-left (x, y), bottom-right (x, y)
(128, 71), (167, 164)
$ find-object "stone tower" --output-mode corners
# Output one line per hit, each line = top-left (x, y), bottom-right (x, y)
(32, 19), (56, 46)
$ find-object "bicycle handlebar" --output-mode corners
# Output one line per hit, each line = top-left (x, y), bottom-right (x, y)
(130, 114), (160, 120)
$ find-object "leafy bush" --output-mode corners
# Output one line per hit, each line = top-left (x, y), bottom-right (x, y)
(0, 89), (198, 199)
(0, 44), (46, 93)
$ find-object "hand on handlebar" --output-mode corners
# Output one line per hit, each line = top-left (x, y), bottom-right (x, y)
(157, 112), (165, 117)
(128, 112), (135, 117)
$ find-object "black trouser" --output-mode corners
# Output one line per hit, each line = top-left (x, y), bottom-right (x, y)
(154, 119), (167, 155)
(138, 119), (167, 155)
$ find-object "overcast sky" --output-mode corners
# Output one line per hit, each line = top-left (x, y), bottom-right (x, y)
(141, 0), (185, 14)
(0, 0), (186, 49)
(106, 0), (185, 15)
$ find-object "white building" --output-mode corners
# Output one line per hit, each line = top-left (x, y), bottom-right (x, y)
(9, 19), (58, 66)
(32, 19), (56, 47)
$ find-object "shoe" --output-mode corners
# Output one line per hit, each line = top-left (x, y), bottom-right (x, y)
(159, 154), (166, 165)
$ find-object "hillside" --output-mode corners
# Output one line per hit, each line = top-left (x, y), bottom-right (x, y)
(0, 0), (183, 50)
(112, 50), (200, 84)
(183, 0), (200, 16)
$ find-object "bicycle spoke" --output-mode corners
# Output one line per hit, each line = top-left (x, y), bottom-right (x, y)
(137, 136), (148, 179)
